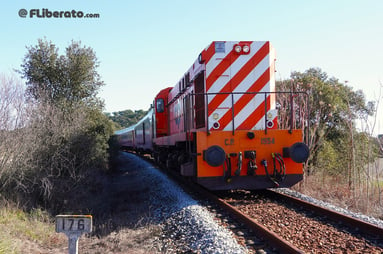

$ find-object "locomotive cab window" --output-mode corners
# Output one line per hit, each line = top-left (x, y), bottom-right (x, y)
(156, 99), (165, 113)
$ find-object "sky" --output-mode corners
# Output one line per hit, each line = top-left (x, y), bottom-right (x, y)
(1, 0), (382, 133)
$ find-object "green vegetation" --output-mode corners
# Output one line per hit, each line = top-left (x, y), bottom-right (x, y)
(105, 109), (148, 129)
(0, 38), (116, 251)
(0, 38), (114, 209)
(20, 38), (104, 109)
(277, 68), (379, 176)
(277, 68), (382, 215)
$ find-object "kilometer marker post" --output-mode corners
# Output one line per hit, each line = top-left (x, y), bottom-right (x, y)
(56, 215), (92, 254)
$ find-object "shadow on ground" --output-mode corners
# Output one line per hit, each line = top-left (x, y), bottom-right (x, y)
(60, 151), (157, 237)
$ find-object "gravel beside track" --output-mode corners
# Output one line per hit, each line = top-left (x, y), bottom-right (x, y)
(119, 152), (247, 253)
(274, 188), (383, 228)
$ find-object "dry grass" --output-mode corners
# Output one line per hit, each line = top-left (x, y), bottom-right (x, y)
(80, 225), (162, 254)
(0, 204), (162, 254)
(0, 166), (163, 254)
(294, 172), (383, 219)
(0, 204), (67, 254)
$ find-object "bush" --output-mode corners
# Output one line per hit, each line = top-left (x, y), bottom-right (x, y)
(1, 38), (114, 210)
(0, 96), (114, 209)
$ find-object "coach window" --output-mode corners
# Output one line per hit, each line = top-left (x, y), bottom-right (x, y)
(156, 98), (165, 113)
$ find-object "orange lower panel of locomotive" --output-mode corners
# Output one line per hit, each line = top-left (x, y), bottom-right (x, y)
(191, 129), (309, 190)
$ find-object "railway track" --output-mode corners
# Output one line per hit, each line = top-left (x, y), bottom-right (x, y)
(140, 153), (383, 253)
(202, 190), (304, 253)
(169, 176), (383, 253)
(216, 189), (383, 253)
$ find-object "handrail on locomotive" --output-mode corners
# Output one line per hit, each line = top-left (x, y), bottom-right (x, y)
(186, 90), (310, 137)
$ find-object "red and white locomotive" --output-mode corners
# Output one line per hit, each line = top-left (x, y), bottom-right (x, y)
(115, 41), (309, 190)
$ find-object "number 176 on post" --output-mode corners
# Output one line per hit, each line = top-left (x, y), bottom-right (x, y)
(56, 215), (92, 234)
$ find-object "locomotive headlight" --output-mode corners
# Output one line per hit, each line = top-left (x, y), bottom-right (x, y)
(242, 45), (250, 53)
(212, 113), (220, 120)
(267, 112), (273, 119)
(234, 45), (242, 53)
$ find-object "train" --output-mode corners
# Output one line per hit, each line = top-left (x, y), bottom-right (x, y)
(114, 41), (309, 190)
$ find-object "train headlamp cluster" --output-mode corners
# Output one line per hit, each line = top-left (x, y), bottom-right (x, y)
(233, 44), (251, 54)
(266, 110), (277, 129)
(212, 112), (220, 129)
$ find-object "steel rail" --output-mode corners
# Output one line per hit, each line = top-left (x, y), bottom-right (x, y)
(211, 194), (305, 254)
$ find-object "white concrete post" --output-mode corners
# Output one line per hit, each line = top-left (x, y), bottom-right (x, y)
(56, 215), (93, 254)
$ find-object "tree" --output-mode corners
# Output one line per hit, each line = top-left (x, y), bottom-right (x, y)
(277, 68), (375, 178)
(106, 109), (148, 128)
(0, 73), (27, 130)
(5, 38), (115, 207)
(0, 73), (29, 196)
(19, 38), (104, 109)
